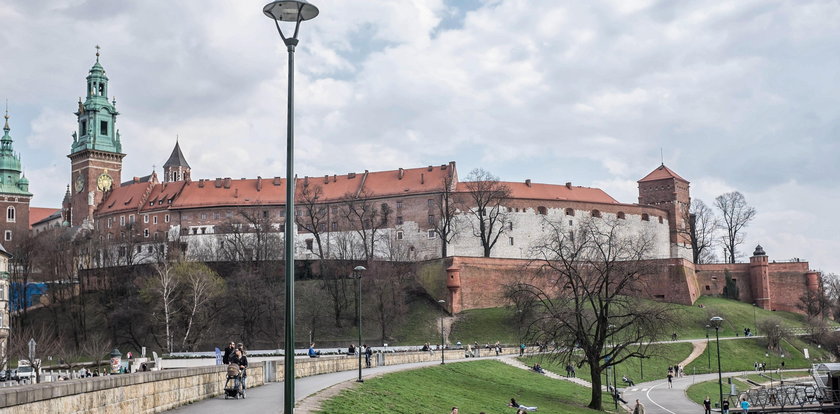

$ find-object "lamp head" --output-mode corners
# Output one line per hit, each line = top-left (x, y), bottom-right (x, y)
(438, 299), (446, 304)
(263, 1), (319, 22)
(354, 265), (366, 272)
(709, 316), (723, 329)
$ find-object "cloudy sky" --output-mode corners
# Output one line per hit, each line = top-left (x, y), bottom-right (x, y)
(0, 0), (837, 272)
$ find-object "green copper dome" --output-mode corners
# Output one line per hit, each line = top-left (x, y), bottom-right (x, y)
(71, 48), (123, 155)
(0, 112), (32, 197)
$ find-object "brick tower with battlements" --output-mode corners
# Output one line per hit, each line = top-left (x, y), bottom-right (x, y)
(637, 164), (692, 260)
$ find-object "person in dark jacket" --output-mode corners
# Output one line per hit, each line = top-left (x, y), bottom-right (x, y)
(222, 342), (235, 365)
(230, 348), (249, 391)
(364, 344), (373, 368)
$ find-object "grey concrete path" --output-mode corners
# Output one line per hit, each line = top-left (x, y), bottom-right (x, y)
(623, 372), (741, 414)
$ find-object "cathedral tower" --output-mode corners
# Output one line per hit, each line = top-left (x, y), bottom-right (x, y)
(163, 140), (190, 182)
(0, 110), (32, 250)
(68, 48), (125, 226)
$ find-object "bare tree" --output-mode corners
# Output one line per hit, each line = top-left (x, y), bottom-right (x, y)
(365, 262), (412, 344)
(174, 262), (225, 350)
(296, 183), (328, 258)
(714, 191), (756, 264)
(142, 260), (181, 353)
(319, 261), (352, 328)
(681, 199), (719, 264)
(342, 190), (392, 261)
(432, 174), (460, 257)
(508, 217), (675, 410)
(758, 318), (788, 352)
(461, 168), (511, 257)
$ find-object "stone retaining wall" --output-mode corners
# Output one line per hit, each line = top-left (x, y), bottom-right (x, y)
(0, 348), (522, 413)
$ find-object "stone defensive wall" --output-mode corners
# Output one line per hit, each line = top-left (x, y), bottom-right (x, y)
(417, 256), (812, 315)
(0, 348), (521, 413)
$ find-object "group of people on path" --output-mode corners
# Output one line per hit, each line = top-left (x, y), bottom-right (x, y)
(307, 343), (373, 367)
(222, 341), (249, 390)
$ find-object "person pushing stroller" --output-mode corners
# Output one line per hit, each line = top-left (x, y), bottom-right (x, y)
(224, 347), (249, 399)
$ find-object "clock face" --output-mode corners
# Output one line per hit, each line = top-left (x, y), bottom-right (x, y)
(75, 174), (84, 193)
(97, 172), (113, 192)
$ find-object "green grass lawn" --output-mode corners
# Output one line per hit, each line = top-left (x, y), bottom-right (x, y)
(684, 336), (830, 375)
(672, 296), (825, 339)
(447, 307), (521, 345)
(686, 378), (753, 406)
(520, 342), (695, 384)
(317, 359), (612, 414)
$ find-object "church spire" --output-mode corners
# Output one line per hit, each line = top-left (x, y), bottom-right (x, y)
(163, 138), (191, 182)
(0, 106), (31, 197)
(71, 47), (122, 155)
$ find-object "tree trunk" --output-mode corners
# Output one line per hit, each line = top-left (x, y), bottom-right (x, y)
(588, 363), (603, 410)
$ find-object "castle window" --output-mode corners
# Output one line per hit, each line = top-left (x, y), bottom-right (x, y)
(569, 220), (573, 226)
(305, 239), (313, 251)
(428, 215), (435, 225)
(143, 215), (149, 223)
(509, 237), (514, 246)
(537, 206), (547, 215)
(565, 208), (575, 216)
(427, 199), (434, 208)
(641, 213), (650, 221)
(396, 216), (404, 225)
(396, 201), (403, 210)
(143, 229), (149, 238)
(509, 222), (513, 231)
(6, 206), (14, 222)
(200, 213), (207, 220)
(658, 216), (664, 224)
(192, 228), (198, 235)
(81, 120), (87, 135)
(214, 212), (220, 219)
(263, 210), (268, 219)
(705, 285), (710, 291)
(3, 230), (9, 241)
(147, 246), (153, 253)
(120, 216), (125, 226)
(591, 210), (601, 218)
(129, 215), (135, 224)
(172, 172), (179, 181)
(201, 227), (207, 234)
(396, 231), (404, 240)
(100, 121), (108, 135)
(153, 216), (158, 224)
(617, 212), (625, 220)
(331, 222), (338, 231)
(164, 214), (170, 223)
(154, 232), (159, 240)
(428, 229), (436, 239)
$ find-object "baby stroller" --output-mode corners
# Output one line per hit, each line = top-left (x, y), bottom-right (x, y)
(224, 363), (246, 399)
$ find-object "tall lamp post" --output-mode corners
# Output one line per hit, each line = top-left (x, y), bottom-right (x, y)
(752, 303), (758, 335)
(710, 316), (724, 409)
(438, 299), (446, 364)
(263, 2), (319, 413)
(608, 324), (617, 411)
(354, 265), (366, 383)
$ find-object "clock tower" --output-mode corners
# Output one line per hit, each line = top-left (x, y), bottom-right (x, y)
(68, 47), (125, 227)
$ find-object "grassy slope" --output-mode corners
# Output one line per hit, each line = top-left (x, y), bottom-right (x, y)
(317, 359), (610, 414)
(521, 342), (695, 384)
(684, 336), (832, 375)
(672, 296), (822, 339)
(447, 307), (520, 345)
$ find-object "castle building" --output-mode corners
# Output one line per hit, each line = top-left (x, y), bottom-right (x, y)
(0, 110), (32, 251)
(33, 53), (820, 315)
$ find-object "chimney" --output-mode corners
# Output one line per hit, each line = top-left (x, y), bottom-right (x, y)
(198, 179), (205, 188)
(257, 176), (262, 191)
(398, 168), (404, 180)
(215, 178), (222, 188)
(565, 182), (572, 189)
(421, 173), (425, 184)
(224, 178), (231, 189)
(441, 164), (447, 170)
(348, 172), (356, 179)
(133, 177), (140, 183)
(525, 179), (531, 187)
(234, 188), (239, 198)
(304, 176), (309, 187)
(427, 165), (433, 171)
(273, 177), (282, 186)
(324, 174), (329, 184)
(333, 174), (337, 182)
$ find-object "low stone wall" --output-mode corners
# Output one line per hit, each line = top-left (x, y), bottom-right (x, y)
(0, 363), (265, 414)
(0, 348), (523, 413)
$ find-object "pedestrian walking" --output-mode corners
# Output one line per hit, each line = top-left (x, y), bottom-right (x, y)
(633, 399), (646, 414)
(364, 344), (372, 368)
(722, 399), (730, 414)
(739, 398), (751, 413)
(703, 396), (711, 414)
(666, 371), (673, 389)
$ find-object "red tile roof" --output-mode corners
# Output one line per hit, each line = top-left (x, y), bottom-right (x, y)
(29, 207), (61, 228)
(456, 181), (618, 204)
(638, 164), (688, 183)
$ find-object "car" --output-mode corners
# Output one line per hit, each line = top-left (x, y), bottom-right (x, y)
(0, 369), (7, 381)
(16, 366), (34, 382)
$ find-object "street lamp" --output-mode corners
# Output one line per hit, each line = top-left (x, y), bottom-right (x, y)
(608, 324), (617, 411)
(438, 299), (446, 365)
(354, 265), (366, 383)
(263, 2), (319, 413)
(752, 303), (758, 336)
(710, 316), (724, 409)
